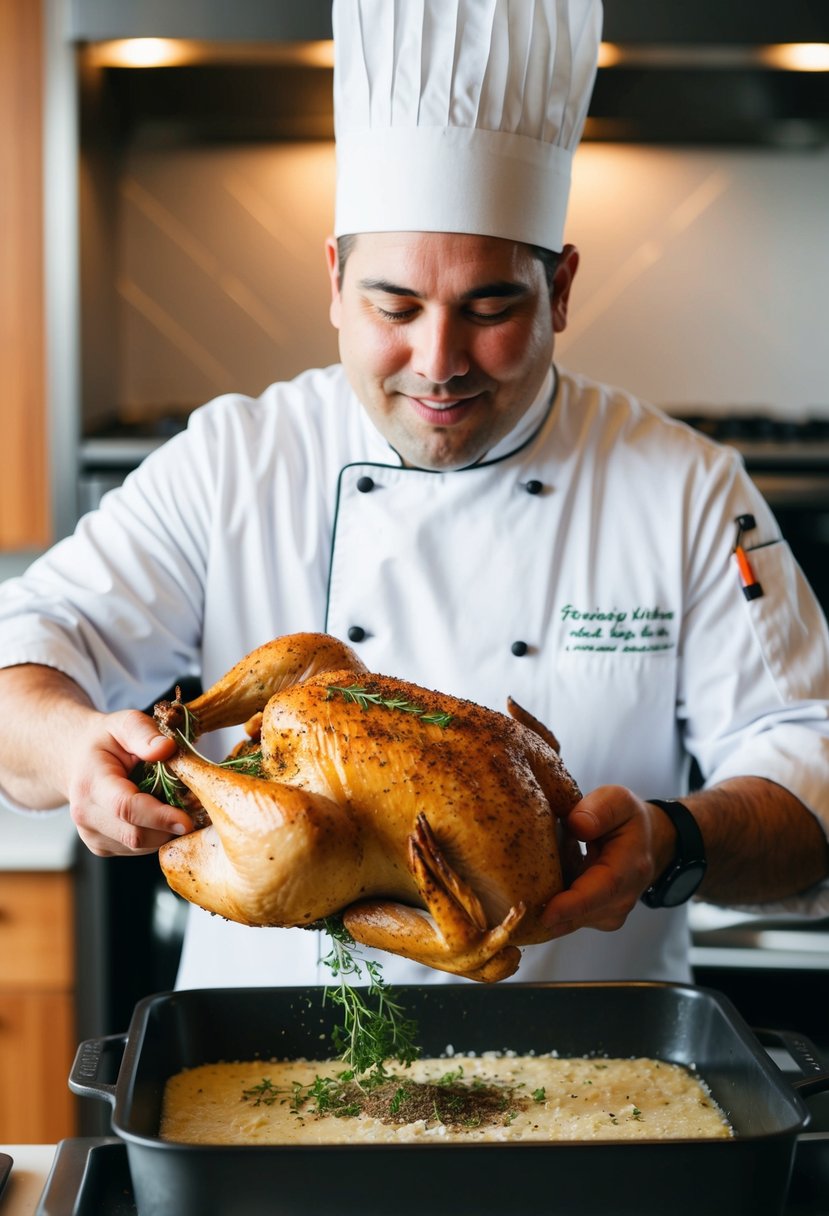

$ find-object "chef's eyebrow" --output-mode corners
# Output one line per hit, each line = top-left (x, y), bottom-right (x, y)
(357, 278), (530, 301)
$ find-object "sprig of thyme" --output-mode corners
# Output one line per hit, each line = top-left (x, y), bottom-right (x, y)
(318, 916), (420, 1079)
(241, 918), (420, 1120)
(325, 683), (453, 729)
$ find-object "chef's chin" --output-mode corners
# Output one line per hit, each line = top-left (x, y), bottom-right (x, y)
(387, 409), (497, 470)
(397, 433), (491, 471)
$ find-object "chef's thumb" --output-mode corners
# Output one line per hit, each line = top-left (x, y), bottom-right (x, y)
(111, 708), (179, 761)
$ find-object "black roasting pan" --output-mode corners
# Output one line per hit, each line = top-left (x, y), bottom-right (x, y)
(69, 982), (829, 1216)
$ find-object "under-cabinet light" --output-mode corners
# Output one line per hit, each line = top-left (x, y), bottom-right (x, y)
(85, 39), (335, 70)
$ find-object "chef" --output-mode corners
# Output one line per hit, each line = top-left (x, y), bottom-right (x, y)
(0, 0), (828, 991)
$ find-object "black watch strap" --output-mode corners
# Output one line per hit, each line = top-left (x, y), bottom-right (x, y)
(641, 799), (707, 909)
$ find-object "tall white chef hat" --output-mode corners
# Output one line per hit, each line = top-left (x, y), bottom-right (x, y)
(332, 0), (603, 252)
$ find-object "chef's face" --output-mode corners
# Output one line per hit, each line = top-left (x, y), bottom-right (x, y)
(326, 231), (578, 470)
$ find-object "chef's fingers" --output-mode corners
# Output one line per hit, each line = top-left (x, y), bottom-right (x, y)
(71, 774), (193, 857)
(541, 843), (649, 934)
(103, 708), (180, 768)
(560, 784), (643, 842)
(68, 710), (193, 855)
(542, 786), (656, 933)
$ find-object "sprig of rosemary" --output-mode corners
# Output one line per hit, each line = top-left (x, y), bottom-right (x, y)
(138, 701), (264, 806)
(325, 683), (453, 729)
(138, 759), (190, 808)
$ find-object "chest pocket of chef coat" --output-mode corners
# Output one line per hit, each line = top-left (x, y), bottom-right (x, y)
(737, 540), (829, 703)
(552, 649), (682, 795)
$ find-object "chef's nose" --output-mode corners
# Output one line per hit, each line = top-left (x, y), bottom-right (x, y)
(410, 310), (470, 384)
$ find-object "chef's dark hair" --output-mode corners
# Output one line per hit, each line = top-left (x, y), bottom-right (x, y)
(336, 235), (560, 297)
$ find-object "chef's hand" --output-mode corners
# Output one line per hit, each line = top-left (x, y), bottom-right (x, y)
(66, 708), (194, 857)
(0, 663), (194, 855)
(540, 785), (676, 935)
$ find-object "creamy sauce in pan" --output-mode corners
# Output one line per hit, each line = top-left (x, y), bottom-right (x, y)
(160, 1054), (732, 1145)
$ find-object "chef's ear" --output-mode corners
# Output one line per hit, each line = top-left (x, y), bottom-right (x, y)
(325, 235), (342, 330)
(551, 244), (579, 334)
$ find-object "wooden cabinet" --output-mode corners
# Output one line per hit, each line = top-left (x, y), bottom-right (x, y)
(0, 871), (77, 1141)
(0, 0), (51, 550)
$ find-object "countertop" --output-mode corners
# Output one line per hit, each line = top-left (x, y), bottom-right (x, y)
(0, 1147), (54, 1216)
(0, 556), (76, 871)
(0, 805), (77, 871)
(0, 552), (41, 581)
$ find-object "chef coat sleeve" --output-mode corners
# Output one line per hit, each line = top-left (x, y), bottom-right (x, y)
(0, 408), (219, 729)
(677, 450), (829, 914)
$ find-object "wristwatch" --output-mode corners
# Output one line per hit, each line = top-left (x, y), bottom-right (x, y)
(641, 799), (707, 908)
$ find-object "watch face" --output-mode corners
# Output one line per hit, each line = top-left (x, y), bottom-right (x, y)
(660, 861), (707, 908)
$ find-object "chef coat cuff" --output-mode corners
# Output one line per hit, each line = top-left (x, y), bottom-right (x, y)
(0, 630), (107, 709)
(0, 784), (69, 817)
(721, 876), (829, 919)
(704, 722), (829, 916)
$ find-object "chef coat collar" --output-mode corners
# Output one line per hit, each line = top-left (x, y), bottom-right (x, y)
(355, 365), (556, 471)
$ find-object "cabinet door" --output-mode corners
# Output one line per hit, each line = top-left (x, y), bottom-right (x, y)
(0, 0), (50, 549)
(0, 991), (77, 1141)
(0, 871), (77, 1139)
(0, 872), (74, 987)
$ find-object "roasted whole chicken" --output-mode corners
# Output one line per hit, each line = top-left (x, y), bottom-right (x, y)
(155, 633), (580, 982)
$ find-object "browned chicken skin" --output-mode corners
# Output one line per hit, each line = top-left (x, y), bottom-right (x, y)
(157, 633), (580, 982)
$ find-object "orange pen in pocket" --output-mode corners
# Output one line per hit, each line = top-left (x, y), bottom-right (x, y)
(733, 514), (764, 601)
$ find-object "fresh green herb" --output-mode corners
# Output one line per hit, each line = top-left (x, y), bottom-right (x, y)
(241, 1077), (281, 1107)
(138, 703), (265, 805)
(437, 1067), (464, 1086)
(300, 1075), (363, 1118)
(138, 759), (189, 808)
(532, 1087), (546, 1102)
(239, 920), (420, 1123)
(216, 750), (265, 776)
(389, 1082), (413, 1115)
(319, 916), (420, 1079)
(324, 683), (453, 728)
(631, 1106), (643, 1120)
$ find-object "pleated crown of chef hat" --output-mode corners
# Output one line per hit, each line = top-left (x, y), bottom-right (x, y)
(332, 0), (603, 253)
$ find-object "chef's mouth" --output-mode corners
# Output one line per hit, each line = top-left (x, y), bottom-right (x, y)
(403, 393), (486, 427)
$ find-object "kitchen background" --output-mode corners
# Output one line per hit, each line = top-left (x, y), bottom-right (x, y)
(1, 0), (828, 1146)
(86, 140), (829, 422)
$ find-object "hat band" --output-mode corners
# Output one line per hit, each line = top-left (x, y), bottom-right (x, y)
(334, 125), (573, 252)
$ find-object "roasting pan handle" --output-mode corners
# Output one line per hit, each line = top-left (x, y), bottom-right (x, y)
(68, 1033), (127, 1106)
(753, 1027), (829, 1099)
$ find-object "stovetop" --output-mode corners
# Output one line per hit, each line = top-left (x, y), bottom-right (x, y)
(80, 411), (829, 473)
(672, 412), (829, 470)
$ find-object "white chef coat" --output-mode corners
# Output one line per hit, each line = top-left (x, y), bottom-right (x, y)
(1, 364), (828, 990)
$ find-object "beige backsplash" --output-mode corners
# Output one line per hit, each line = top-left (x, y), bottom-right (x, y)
(111, 140), (829, 420)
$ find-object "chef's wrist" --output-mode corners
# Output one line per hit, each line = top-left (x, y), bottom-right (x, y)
(646, 798), (683, 886)
(641, 798), (708, 909)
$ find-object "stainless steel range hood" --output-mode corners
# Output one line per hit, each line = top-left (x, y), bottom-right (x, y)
(69, 0), (826, 45)
(603, 0), (827, 44)
(596, 0), (829, 144)
(69, 0), (829, 146)
(68, 0), (333, 42)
